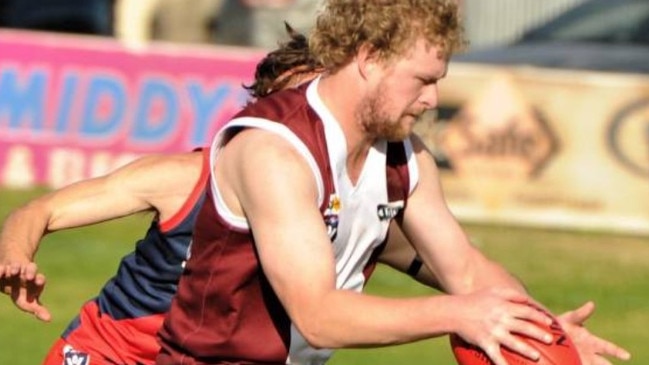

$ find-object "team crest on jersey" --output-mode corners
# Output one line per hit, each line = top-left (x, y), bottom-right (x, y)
(324, 193), (341, 241)
(376, 201), (404, 221)
(62, 345), (90, 365)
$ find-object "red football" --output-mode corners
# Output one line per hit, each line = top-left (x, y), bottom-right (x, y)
(450, 305), (582, 365)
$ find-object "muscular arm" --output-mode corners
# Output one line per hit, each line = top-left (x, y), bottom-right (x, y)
(400, 135), (526, 294)
(380, 136), (631, 364)
(216, 129), (550, 356)
(1, 152), (202, 258)
(396, 134), (556, 364)
(0, 151), (203, 320)
(381, 215), (631, 365)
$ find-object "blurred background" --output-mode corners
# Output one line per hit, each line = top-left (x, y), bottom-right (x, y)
(1, 0), (647, 234)
(0, 0), (647, 364)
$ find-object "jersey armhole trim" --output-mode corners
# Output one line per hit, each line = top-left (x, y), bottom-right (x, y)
(404, 138), (418, 195)
(159, 148), (210, 232)
(210, 117), (326, 230)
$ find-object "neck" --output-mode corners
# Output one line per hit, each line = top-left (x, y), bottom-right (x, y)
(317, 70), (376, 184)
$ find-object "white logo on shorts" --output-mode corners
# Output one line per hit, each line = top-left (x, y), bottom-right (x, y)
(62, 344), (90, 365)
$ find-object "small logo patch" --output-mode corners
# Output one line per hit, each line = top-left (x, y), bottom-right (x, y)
(377, 201), (404, 221)
(63, 345), (90, 365)
(324, 194), (341, 241)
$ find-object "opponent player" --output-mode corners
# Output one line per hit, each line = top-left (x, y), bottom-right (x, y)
(155, 2), (631, 365)
(1, 23), (630, 365)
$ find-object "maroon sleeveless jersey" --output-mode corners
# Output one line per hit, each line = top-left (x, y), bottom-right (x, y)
(157, 79), (414, 364)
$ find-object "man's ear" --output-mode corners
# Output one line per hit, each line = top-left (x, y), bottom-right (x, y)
(356, 43), (379, 80)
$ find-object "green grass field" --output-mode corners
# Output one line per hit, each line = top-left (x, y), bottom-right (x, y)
(0, 188), (647, 364)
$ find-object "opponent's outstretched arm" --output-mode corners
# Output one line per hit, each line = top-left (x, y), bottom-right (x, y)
(0, 152), (203, 321)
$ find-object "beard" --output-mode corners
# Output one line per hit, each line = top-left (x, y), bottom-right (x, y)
(357, 88), (420, 142)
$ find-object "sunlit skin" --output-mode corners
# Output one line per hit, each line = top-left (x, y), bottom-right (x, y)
(359, 38), (447, 142)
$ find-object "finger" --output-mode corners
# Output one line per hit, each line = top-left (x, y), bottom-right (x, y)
(513, 320), (554, 345)
(511, 302), (553, 328)
(595, 338), (631, 360)
(13, 285), (51, 321)
(8, 262), (21, 276)
(25, 274), (45, 303)
(591, 356), (614, 365)
(494, 287), (531, 304)
(1, 272), (18, 294)
(499, 333), (541, 361)
(0, 278), (10, 294)
(32, 303), (52, 322)
(16, 289), (51, 321)
(34, 272), (46, 286)
(21, 262), (39, 281)
(14, 289), (38, 313)
(1, 264), (15, 279)
(483, 342), (510, 365)
(560, 301), (595, 326)
(17, 300), (52, 322)
(9, 276), (22, 302)
(493, 319), (545, 361)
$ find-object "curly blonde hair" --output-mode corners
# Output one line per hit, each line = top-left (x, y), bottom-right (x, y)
(309, 0), (466, 71)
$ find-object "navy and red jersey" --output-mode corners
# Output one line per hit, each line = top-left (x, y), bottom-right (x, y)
(44, 149), (211, 365)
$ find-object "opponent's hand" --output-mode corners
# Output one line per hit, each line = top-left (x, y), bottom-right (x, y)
(451, 287), (554, 365)
(558, 301), (631, 365)
(0, 261), (51, 322)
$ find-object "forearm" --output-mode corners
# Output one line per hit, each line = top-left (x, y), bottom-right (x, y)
(407, 222), (526, 295)
(445, 251), (527, 295)
(298, 289), (457, 348)
(0, 204), (50, 261)
(379, 245), (524, 295)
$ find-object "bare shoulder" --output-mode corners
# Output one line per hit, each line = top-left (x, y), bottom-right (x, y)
(214, 127), (318, 220)
(220, 128), (308, 170)
(218, 127), (315, 190)
(408, 133), (433, 154)
(407, 133), (437, 169)
(406, 133), (442, 189)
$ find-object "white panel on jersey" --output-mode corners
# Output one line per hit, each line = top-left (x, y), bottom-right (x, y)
(404, 137), (419, 194)
(286, 78), (405, 364)
(209, 118), (326, 230)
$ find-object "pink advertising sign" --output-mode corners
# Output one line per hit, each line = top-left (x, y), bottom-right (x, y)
(0, 30), (264, 188)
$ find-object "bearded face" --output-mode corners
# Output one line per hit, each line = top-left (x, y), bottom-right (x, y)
(357, 80), (423, 142)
